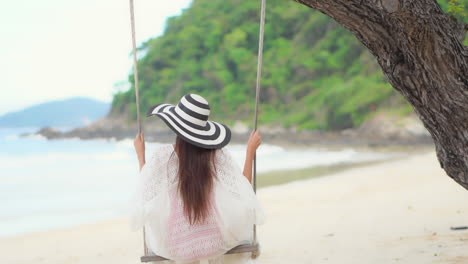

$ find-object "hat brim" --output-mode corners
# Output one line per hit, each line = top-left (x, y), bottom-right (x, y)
(146, 103), (231, 149)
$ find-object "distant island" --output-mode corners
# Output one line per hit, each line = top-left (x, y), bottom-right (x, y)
(0, 97), (110, 128)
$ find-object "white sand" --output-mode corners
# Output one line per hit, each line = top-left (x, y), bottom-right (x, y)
(1, 151), (467, 263)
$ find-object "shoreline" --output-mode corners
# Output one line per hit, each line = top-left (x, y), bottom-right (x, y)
(1, 151), (467, 263)
(27, 125), (434, 149)
(22, 112), (434, 148)
(257, 146), (432, 189)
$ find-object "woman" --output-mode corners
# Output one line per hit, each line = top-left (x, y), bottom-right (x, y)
(130, 93), (265, 264)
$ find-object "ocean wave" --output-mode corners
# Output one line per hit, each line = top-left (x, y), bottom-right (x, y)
(0, 151), (133, 169)
(3, 134), (19, 141)
(17, 133), (46, 141)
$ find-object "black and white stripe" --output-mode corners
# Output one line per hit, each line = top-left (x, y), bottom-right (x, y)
(146, 94), (231, 149)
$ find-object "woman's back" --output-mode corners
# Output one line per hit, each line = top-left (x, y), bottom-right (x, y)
(166, 185), (224, 260)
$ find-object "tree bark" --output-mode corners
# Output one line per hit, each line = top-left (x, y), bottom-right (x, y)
(294, 0), (468, 190)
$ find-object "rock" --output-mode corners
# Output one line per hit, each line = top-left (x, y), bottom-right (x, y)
(402, 117), (431, 137)
(340, 128), (356, 137)
(258, 124), (287, 135)
(36, 127), (63, 139)
(231, 120), (249, 134)
(357, 112), (431, 140)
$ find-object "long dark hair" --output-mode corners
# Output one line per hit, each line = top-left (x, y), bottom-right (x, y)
(174, 136), (217, 225)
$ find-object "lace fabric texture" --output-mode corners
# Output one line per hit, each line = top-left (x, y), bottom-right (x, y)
(129, 144), (265, 263)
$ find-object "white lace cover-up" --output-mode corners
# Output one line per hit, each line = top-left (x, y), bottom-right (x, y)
(129, 144), (265, 264)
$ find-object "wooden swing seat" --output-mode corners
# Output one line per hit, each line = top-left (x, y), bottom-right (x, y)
(140, 243), (260, 262)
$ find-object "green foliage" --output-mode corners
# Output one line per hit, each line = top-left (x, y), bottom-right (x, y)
(439, 0), (468, 22)
(438, 0), (468, 44)
(114, 0), (460, 131)
(448, 0), (467, 19)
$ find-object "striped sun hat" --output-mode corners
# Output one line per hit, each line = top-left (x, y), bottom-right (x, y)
(146, 93), (231, 149)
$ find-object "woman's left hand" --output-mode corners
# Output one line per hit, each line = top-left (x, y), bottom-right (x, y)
(134, 132), (146, 166)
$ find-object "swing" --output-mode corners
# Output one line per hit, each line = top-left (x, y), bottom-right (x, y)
(128, 0), (267, 261)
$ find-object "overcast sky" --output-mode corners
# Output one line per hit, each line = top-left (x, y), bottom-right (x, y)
(0, 0), (192, 115)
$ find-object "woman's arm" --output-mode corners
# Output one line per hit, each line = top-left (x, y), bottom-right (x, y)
(243, 130), (262, 183)
(133, 132), (146, 171)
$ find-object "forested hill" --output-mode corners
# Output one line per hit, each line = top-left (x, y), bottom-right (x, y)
(110, 0), (464, 131)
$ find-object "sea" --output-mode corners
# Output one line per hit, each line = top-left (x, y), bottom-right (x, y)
(0, 127), (398, 237)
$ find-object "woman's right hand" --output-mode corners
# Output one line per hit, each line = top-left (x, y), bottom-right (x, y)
(247, 130), (262, 157)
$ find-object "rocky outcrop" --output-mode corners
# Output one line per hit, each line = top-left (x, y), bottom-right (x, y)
(35, 127), (63, 139)
(29, 113), (433, 147)
(353, 113), (431, 140)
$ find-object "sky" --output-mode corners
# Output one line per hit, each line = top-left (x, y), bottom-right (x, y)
(0, 0), (192, 115)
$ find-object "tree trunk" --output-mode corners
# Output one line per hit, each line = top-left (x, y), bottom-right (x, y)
(294, 0), (468, 190)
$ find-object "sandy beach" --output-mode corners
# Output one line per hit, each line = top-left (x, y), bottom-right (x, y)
(1, 151), (467, 264)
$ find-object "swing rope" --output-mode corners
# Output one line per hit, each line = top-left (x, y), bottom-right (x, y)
(128, 0), (267, 260)
(128, 0), (147, 256)
(252, 0), (267, 244)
